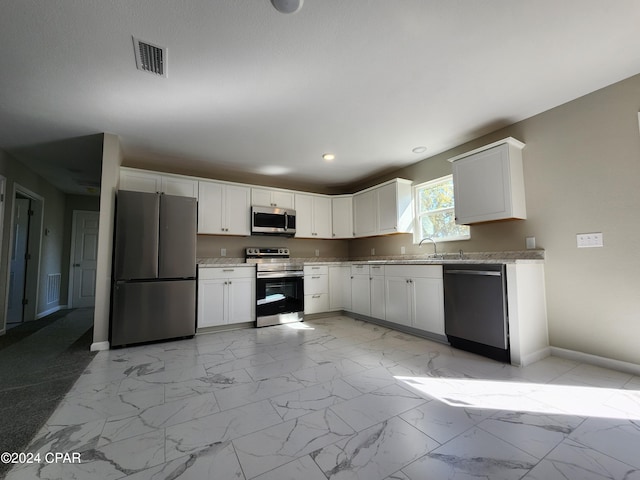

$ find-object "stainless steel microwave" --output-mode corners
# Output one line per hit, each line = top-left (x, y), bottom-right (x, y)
(251, 206), (296, 236)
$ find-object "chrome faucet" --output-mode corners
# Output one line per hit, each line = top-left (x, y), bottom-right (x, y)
(419, 237), (440, 258)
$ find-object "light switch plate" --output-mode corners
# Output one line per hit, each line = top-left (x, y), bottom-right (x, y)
(220, 248), (227, 257)
(315, 249), (320, 256)
(525, 236), (536, 249)
(577, 232), (603, 248)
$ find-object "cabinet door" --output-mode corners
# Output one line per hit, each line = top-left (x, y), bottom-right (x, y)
(294, 194), (314, 238)
(197, 278), (226, 327)
(331, 196), (353, 238)
(313, 195), (333, 238)
(227, 277), (255, 324)
(161, 177), (199, 198)
(120, 170), (162, 193)
(252, 188), (295, 209)
(385, 276), (412, 326)
(329, 267), (342, 311)
(370, 275), (385, 319)
(271, 190), (295, 209)
(351, 275), (371, 316)
(353, 190), (376, 237)
(412, 277), (445, 335)
(251, 188), (273, 207)
(329, 266), (352, 311)
(225, 185), (251, 236)
(377, 182), (398, 234)
(198, 181), (224, 234)
(452, 143), (515, 224)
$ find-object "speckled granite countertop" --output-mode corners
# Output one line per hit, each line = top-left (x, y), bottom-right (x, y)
(198, 250), (544, 267)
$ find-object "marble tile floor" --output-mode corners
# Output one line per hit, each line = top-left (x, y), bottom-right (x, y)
(6, 315), (640, 480)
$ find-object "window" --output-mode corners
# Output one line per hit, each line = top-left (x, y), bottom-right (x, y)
(414, 175), (470, 242)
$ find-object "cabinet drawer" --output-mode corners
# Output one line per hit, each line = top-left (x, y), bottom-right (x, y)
(370, 264), (385, 276)
(305, 293), (329, 314)
(304, 265), (329, 275)
(304, 274), (329, 294)
(351, 264), (370, 275)
(198, 266), (255, 280)
(384, 264), (442, 279)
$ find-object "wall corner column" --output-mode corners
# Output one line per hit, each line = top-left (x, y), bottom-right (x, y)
(92, 133), (121, 351)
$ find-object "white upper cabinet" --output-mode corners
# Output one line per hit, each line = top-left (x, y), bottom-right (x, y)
(377, 179), (413, 235)
(331, 195), (353, 239)
(294, 193), (332, 238)
(449, 137), (526, 224)
(251, 188), (295, 209)
(120, 168), (198, 197)
(353, 189), (377, 237)
(353, 178), (413, 237)
(198, 181), (250, 235)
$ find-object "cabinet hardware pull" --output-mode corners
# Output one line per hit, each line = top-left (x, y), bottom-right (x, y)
(223, 269), (234, 272)
(313, 295), (321, 298)
(312, 276), (321, 279)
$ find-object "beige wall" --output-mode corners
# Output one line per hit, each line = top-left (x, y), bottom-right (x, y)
(197, 235), (349, 260)
(0, 149), (68, 325)
(351, 74), (640, 365)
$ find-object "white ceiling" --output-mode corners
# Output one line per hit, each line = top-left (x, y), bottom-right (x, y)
(1, 1), (640, 193)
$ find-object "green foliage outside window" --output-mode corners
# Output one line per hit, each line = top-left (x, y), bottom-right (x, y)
(416, 176), (470, 241)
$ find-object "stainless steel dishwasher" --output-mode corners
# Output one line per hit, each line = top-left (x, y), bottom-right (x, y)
(443, 264), (509, 362)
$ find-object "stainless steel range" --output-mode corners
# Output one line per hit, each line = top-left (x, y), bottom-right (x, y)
(246, 247), (304, 327)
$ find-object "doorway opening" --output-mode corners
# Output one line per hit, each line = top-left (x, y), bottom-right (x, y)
(5, 185), (43, 330)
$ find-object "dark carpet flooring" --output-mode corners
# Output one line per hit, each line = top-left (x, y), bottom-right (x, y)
(0, 309), (96, 479)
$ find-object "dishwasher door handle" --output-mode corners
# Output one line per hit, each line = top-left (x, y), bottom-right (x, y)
(445, 269), (502, 276)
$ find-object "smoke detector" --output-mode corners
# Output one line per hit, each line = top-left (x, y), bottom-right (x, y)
(133, 37), (167, 77)
(271, 0), (303, 14)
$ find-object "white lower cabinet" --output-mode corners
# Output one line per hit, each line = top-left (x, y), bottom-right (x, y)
(198, 266), (255, 328)
(350, 265), (371, 316)
(384, 265), (444, 336)
(370, 265), (385, 319)
(304, 265), (329, 314)
(329, 265), (351, 311)
(349, 264), (385, 319)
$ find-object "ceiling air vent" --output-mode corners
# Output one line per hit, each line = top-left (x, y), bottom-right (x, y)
(133, 37), (167, 77)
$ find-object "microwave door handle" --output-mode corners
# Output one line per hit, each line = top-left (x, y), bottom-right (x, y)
(284, 211), (288, 231)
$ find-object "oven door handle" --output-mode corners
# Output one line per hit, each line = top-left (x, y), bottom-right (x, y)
(256, 271), (304, 279)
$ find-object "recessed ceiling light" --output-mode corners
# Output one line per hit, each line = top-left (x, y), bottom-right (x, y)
(270, 0), (303, 14)
(412, 146), (427, 154)
(322, 153), (335, 161)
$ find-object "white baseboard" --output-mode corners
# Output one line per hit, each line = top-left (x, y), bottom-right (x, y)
(36, 304), (68, 319)
(91, 341), (110, 351)
(519, 347), (552, 367)
(551, 346), (640, 376)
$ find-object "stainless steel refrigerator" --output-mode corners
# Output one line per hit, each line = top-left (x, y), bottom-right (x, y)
(111, 190), (197, 347)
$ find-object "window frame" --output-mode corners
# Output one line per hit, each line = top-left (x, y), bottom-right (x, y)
(413, 174), (470, 244)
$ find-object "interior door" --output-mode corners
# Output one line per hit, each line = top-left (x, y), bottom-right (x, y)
(71, 211), (100, 308)
(7, 197), (30, 323)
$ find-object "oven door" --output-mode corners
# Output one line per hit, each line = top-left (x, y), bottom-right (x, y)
(256, 272), (304, 326)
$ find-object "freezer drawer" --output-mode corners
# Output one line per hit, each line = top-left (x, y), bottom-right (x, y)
(111, 280), (195, 347)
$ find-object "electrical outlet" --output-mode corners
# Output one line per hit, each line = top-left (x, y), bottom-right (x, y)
(525, 236), (536, 249)
(401, 246), (406, 254)
(577, 232), (604, 248)
(315, 249), (320, 257)
(371, 248), (375, 256)
(220, 248), (227, 257)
